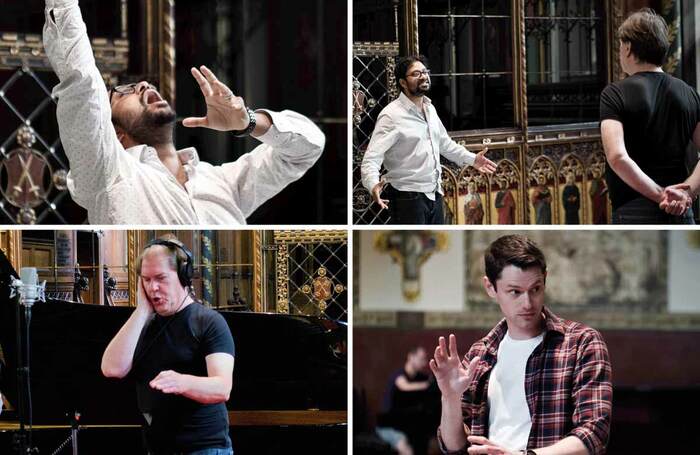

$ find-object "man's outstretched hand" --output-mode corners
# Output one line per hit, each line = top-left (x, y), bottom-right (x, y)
(473, 148), (496, 174)
(150, 370), (189, 395)
(429, 334), (480, 401)
(183, 66), (249, 132)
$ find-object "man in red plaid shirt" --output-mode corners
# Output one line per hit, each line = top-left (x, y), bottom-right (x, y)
(431, 235), (612, 455)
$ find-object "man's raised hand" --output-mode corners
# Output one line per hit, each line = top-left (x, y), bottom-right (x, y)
(429, 334), (480, 400)
(183, 65), (249, 132)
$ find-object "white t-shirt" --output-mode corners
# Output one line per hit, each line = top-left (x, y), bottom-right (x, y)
(487, 330), (544, 451)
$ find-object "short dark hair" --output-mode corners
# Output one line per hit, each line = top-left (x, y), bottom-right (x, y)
(618, 8), (669, 66)
(407, 346), (425, 356)
(484, 235), (547, 290)
(394, 55), (428, 93)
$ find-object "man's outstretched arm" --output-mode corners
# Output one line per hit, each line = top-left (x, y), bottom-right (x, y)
(43, 0), (125, 209)
(149, 353), (234, 404)
(149, 311), (235, 405)
(183, 66), (325, 218)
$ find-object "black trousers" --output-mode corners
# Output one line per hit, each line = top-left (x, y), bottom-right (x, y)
(612, 197), (695, 224)
(386, 185), (444, 225)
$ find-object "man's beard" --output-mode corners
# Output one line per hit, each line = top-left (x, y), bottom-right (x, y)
(409, 81), (430, 97)
(118, 105), (176, 147)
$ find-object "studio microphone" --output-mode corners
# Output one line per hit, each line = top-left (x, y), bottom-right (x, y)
(10, 267), (46, 307)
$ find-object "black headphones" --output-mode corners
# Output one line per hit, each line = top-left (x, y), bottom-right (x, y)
(144, 239), (194, 288)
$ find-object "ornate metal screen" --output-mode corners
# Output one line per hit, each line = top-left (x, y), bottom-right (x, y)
(0, 0), (174, 224)
(0, 71), (71, 223)
(352, 43), (399, 224)
(272, 230), (347, 322)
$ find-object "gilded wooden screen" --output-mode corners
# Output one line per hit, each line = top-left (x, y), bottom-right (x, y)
(351, 0), (650, 224)
(272, 230), (348, 322)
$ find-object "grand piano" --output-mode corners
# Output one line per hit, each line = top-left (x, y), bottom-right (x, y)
(0, 250), (347, 454)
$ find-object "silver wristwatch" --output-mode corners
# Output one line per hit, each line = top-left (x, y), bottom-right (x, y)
(231, 107), (257, 137)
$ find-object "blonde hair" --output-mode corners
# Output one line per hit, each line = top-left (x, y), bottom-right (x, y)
(135, 234), (188, 277)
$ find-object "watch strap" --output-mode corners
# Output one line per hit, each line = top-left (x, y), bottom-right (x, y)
(231, 107), (256, 137)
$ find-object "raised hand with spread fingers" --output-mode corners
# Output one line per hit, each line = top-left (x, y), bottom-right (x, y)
(183, 65), (267, 134)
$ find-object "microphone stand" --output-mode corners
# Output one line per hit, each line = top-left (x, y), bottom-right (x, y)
(9, 276), (45, 455)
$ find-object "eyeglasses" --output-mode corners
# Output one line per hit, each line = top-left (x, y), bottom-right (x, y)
(108, 82), (158, 102)
(406, 69), (431, 78)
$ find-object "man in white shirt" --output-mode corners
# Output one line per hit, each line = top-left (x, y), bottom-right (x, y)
(43, 0), (325, 225)
(361, 55), (496, 224)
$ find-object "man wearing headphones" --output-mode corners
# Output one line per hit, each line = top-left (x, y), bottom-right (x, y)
(101, 236), (235, 455)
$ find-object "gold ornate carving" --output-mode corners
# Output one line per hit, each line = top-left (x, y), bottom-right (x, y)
(159, 0), (176, 106)
(386, 56), (399, 101)
(301, 267), (345, 312)
(514, 0), (528, 131)
(354, 42), (399, 57)
(127, 230), (139, 307)
(609, 0), (625, 81)
(273, 230), (347, 245)
(253, 231), (263, 313)
(0, 0), (128, 72)
(402, 0), (419, 55)
(0, 34), (129, 73)
(558, 154), (586, 224)
(0, 230), (22, 271)
(141, 0), (176, 104)
(366, 1), (617, 225)
(489, 159), (522, 225)
(374, 231), (448, 301)
(276, 244), (289, 314)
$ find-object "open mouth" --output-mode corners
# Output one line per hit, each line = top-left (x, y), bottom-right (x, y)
(143, 89), (165, 106)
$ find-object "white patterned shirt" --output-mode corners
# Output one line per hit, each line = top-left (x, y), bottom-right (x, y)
(361, 92), (475, 200)
(43, 0), (324, 224)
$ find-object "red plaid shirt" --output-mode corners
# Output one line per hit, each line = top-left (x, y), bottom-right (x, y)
(439, 307), (612, 454)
